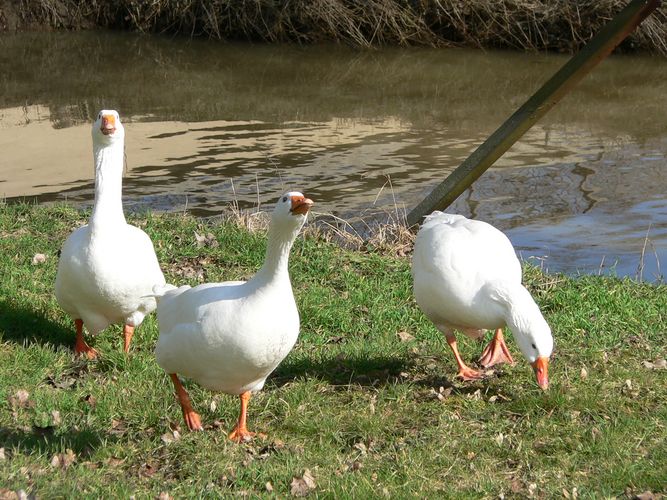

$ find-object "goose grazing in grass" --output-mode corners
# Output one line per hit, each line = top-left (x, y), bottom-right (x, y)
(55, 110), (166, 358)
(412, 212), (553, 389)
(154, 192), (313, 441)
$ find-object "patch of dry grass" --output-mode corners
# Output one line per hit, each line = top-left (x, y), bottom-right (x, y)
(2, 0), (666, 54)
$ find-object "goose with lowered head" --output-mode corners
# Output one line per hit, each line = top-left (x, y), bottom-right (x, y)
(412, 212), (553, 389)
(55, 110), (166, 358)
(154, 192), (313, 441)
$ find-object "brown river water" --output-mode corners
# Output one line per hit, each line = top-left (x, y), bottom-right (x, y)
(1, 32), (665, 281)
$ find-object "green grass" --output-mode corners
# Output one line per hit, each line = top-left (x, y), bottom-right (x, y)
(0, 203), (665, 498)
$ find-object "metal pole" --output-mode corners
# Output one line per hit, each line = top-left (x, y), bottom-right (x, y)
(406, 0), (661, 227)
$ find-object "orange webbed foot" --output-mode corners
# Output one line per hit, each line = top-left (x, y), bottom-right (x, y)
(74, 319), (97, 359)
(183, 409), (204, 432)
(457, 366), (485, 381)
(228, 426), (256, 443)
(74, 341), (98, 359)
(478, 329), (515, 368)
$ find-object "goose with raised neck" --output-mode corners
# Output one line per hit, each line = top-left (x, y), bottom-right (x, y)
(412, 211), (553, 389)
(154, 191), (313, 441)
(55, 109), (166, 358)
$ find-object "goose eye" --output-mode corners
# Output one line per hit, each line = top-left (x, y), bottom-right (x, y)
(531, 343), (537, 349)
(282, 196), (288, 202)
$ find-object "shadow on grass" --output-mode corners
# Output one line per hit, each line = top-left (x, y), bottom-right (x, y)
(271, 353), (412, 387)
(0, 298), (73, 350)
(271, 352), (521, 400)
(0, 425), (107, 457)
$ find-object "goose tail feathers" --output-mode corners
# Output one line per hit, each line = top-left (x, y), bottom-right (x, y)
(144, 283), (178, 303)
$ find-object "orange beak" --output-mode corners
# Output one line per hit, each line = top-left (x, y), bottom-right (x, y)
(101, 114), (116, 135)
(531, 356), (549, 390)
(290, 195), (314, 215)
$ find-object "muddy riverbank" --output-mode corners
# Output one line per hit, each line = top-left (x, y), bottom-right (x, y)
(1, 0), (666, 54)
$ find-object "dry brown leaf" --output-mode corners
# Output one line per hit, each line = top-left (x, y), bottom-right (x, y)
(353, 441), (367, 454)
(110, 418), (128, 436)
(160, 430), (181, 444)
(140, 463), (157, 477)
(157, 492), (173, 500)
(194, 232), (218, 248)
(290, 469), (316, 497)
(46, 375), (77, 390)
(0, 448), (5, 461)
(348, 460), (363, 472)
(50, 449), (76, 469)
(633, 492), (658, 500)
(0, 489), (19, 500)
(51, 411), (62, 426)
(265, 482), (274, 493)
(106, 457), (125, 467)
(8, 390), (31, 409)
(562, 488), (579, 499)
(31, 253), (47, 265)
(81, 394), (97, 407)
(396, 331), (415, 342)
(643, 358), (667, 370)
(580, 367), (588, 379)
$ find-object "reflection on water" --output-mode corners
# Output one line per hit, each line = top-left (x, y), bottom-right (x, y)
(0, 32), (665, 281)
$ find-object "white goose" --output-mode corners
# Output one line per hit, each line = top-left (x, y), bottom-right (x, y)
(412, 212), (553, 389)
(154, 192), (313, 441)
(55, 110), (166, 358)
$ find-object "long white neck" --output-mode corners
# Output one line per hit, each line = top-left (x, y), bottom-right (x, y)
(90, 140), (126, 231)
(252, 221), (302, 284)
(493, 283), (539, 330)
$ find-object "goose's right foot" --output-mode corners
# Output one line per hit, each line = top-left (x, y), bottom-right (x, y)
(74, 319), (98, 359)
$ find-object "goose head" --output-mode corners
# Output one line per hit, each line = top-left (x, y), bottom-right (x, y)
(509, 310), (553, 390)
(271, 191), (314, 230)
(92, 109), (125, 146)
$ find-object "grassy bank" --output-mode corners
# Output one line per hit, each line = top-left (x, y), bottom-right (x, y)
(0, 203), (666, 497)
(1, 0), (666, 54)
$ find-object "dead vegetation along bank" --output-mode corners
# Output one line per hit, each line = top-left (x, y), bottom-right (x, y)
(1, 0), (666, 54)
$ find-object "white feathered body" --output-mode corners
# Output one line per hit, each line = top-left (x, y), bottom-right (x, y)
(155, 276), (299, 394)
(55, 223), (166, 334)
(412, 212), (524, 337)
(54, 109), (165, 335)
(154, 194), (312, 397)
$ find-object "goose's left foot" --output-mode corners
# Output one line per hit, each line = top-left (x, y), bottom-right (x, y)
(228, 391), (255, 442)
(479, 328), (515, 368)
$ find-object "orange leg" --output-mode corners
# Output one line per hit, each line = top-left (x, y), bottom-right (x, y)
(169, 373), (203, 431)
(228, 391), (256, 442)
(445, 332), (484, 381)
(74, 319), (98, 359)
(123, 324), (135, 354)
(478, 328), (515, 368)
